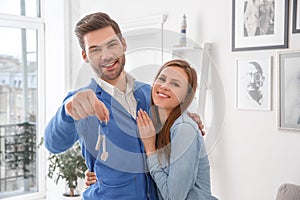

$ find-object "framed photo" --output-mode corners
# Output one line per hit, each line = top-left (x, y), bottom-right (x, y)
(292, 0), (300, 33)
(236, 57), (272, 110)
(232, 0), (289, 51)
(277, 50), (300, 131)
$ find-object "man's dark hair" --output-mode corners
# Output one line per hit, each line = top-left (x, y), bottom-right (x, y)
(249, 61), (263, 74)
(74, 12), (123, 50)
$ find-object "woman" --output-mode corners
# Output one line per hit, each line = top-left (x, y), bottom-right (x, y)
(244, 0), (259, 36)
(137, 59), (218, 200)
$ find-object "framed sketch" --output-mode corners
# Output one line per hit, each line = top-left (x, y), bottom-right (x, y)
(292, 0), (300, 33)
(236, 57), (272, 110)
(232, 0), (289, 51)
(277, 50), (300, 131)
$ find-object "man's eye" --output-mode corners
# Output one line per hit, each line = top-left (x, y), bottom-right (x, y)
(254, 74), (260, 79)
(90, 48), (101, 53)
(108, 43), (117, 48)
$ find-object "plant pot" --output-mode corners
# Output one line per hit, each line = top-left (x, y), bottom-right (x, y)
(61, 195), (81, 200)
(61, 190), (81, 200)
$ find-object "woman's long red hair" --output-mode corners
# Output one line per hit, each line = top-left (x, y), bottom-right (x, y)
(150, 59), (197, 164)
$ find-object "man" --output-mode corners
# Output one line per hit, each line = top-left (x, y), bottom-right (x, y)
(44, 12), (204, 199)
(244, 61), (265, 105)
(258, 0), (274, 35)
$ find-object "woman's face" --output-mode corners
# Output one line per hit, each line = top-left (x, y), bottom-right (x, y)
(152, 66), (189, 114)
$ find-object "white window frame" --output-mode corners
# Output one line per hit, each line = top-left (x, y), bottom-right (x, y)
(0, 8), (46, 200)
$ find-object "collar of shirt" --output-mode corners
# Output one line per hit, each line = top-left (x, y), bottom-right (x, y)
(95, 73), (137, 118)
(95, 73), (135, 95)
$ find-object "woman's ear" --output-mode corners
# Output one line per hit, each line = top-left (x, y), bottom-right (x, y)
(82, 50), (89, 63)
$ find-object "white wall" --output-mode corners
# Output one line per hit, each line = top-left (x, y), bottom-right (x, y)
(74, 1), (300, 200)
(43, 0), (81, 199)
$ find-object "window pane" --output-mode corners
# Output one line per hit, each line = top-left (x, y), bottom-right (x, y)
(0, 26), (38, 198)
(0, 0), (40, 17)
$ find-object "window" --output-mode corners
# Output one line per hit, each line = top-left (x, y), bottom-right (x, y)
(0, 0), (45, 199)
(0, 0), (40, 17)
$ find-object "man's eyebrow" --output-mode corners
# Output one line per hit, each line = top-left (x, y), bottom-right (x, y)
(88, 45), (100, 50)
(106, 38), (118, 44)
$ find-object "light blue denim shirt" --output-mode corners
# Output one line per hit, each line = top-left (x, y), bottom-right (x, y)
(147, 112), (218, 200)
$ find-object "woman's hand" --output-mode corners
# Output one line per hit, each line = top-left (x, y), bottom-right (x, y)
(137, 109), (157, 156)
(85, 170), (97, 187)
(188, 112), (205, 136)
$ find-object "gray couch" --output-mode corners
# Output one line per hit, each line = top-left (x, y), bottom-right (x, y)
(276, 183), (300, 200)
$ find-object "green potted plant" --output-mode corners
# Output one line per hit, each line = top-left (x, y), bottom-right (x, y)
(47, 141), (87, 198)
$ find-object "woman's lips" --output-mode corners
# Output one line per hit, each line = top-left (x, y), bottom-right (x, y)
(156, 91), (170, 98)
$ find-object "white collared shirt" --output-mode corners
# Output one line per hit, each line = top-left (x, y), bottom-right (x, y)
(95, 73), (137, 119)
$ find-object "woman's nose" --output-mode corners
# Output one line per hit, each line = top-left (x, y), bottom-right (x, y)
(160, 83), (170, 91)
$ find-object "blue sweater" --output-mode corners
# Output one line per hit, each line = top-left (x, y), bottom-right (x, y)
(147, 112), (218, 200)
(44, 79), (157, 200)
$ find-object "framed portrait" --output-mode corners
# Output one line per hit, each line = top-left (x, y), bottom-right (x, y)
(292, 0), (300, 33)
(236, 57), (272, 110)
(232, 0), (289, 51)
(277, 50), (300, 131)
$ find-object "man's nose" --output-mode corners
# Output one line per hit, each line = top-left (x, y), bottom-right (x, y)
(101, 48), (113, 60)
(250, 75), (255, 83)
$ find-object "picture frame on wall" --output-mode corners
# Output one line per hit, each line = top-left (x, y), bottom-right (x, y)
(232, 0), (289, 51)
(277, 50), (300, 131)
(236, 57), (272, 111)
(292, 0), (300, 33)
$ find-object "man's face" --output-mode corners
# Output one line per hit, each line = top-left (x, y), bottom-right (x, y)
(245, 64), (264, 92)
(254, 0), (260, 6)
(82, 26), (126, 85)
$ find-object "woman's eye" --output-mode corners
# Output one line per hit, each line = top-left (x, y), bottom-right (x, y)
(171, 82), (180, 87)
(158, 77), (166, 82)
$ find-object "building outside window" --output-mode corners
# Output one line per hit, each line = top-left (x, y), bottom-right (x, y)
(0, 0), (45, 199)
